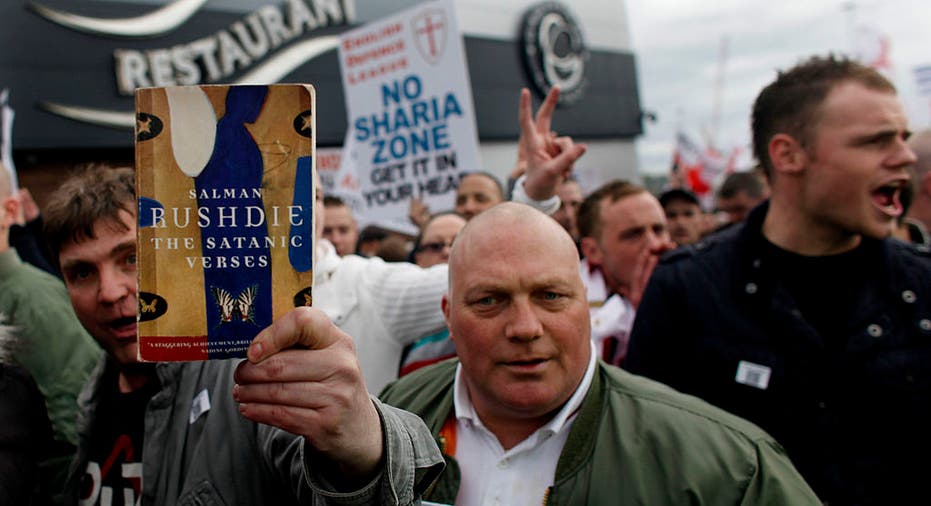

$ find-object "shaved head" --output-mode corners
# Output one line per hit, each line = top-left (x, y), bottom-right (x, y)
(449, 202), (579, 291)
(442, 202), (590, 441)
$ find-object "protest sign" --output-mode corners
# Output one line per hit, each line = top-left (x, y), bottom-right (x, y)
(338, 0), (481, 234)
(317, 146), (367, 216)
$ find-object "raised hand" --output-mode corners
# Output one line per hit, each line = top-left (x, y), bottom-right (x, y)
(518, 86), (587, 200)
(233, 307), (383, 482)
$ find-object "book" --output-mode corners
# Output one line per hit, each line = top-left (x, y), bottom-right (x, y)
(135, 84), (316, 361)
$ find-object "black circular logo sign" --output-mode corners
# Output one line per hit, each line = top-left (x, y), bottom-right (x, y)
(520, 2), (589, 105)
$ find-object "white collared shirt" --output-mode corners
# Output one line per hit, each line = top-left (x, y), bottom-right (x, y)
(451, 342), (597, 506)
(580, 258), (635, 363)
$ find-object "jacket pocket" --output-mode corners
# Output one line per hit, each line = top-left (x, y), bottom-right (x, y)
(177, 480), (228, 506)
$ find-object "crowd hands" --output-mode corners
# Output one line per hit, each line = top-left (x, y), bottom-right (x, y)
(5, 54), (931, 505)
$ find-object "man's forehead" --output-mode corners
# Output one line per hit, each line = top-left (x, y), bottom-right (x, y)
(456, 270), (578, 295)
(458, 174), (501, 195)
(816, 82), (905, 127)
(602, 193), (662, 220)
(62, 216), (136, 253)
(452, 239), (580, 292)
(325, 206), (354, 221)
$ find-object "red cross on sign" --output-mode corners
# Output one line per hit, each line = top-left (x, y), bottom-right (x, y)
(412, 8), (447, 65)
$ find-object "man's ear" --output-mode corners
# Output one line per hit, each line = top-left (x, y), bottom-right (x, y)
(580, 236), (602, 267)
(768, 133), (807, 176)
(0, 196), (19, 228)
(441, 294), (452, 342)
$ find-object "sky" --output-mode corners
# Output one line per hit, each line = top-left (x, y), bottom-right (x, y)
(625, 0), (931, 175)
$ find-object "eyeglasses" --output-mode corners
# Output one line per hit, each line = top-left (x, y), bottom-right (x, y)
(418, 240), (454, 254)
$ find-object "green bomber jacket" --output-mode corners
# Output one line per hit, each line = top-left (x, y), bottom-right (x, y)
(380, 359), (821, 505)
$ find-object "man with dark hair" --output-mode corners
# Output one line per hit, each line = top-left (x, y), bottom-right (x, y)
(626, 55), (928, 503)
(45, 165), (443, 506)
(454, 172), (506, 220)
(322, 195), (359, 256)
(380, 203), (819, 505)
(716, 170), (769, 225)
(659, 188), (704, 246)
(551, 176), (584, 241)
(575, 180), (672, 364)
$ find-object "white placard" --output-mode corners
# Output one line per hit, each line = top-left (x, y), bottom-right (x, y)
(338, 0), (481, 234)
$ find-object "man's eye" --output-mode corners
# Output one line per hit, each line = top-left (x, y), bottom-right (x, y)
(476, 296), (497, 306)
(541, 291), (562, 301)
(127, 254), (137, 266)
(67, 266), (93, 282)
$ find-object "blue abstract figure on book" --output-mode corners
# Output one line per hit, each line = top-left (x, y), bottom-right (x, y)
(196, 86), (272, 357)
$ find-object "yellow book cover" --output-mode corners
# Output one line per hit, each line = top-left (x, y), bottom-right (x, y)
(135, 84), (315, 361)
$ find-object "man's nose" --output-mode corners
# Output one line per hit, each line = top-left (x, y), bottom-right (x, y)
(505, 298), (543, 342)
(646, 230), (666, 253)
(98, 266), (132, 303)
(891, 141), (918, 168)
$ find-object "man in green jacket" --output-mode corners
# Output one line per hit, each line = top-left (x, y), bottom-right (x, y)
(380, 202), (820, 505)
(0, 162), (102, 504)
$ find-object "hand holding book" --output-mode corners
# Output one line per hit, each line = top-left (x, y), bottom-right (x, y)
(233, 307), (384, 484)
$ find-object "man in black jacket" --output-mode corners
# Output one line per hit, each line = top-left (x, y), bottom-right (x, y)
(626, 55), (930, 504)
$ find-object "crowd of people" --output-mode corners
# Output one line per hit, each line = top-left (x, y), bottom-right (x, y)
(1, 53), (930, 505)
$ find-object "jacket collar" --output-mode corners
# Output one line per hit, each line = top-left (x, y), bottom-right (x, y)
(0, 249), (23, 278)
(552, 363), (606, 481)
(731, 200), (923, 351)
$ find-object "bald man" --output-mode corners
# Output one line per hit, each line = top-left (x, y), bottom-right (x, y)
(378, 202), (818, 505)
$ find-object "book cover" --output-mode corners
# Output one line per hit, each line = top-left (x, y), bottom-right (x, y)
(135, 84), (315, 361)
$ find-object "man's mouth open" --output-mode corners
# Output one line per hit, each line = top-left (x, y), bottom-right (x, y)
(871, 181), (906, 218)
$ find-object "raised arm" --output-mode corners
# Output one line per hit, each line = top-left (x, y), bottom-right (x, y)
(234, 307), (444, 504)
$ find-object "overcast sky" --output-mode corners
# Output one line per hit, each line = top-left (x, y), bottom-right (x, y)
(626, 0), (931, 175)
